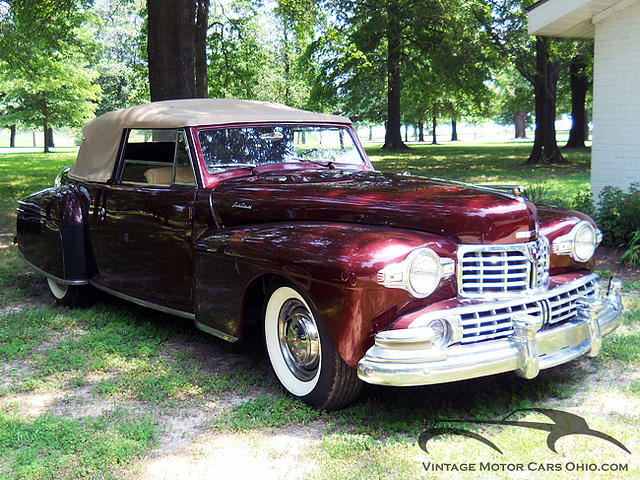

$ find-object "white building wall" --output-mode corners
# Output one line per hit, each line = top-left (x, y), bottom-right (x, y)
(592, 0), (640, 196)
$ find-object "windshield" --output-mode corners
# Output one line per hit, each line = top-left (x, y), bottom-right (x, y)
(198, 125), (364, 173)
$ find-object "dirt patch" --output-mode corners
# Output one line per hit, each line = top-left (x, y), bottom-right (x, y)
(596, 246), (640, 282)
(128, 423), (323, 480)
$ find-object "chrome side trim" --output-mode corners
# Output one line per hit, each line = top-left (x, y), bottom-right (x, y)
(89, 281), (195, 320)
(17, 249), (88, 286)
(194, 320), (239, 343)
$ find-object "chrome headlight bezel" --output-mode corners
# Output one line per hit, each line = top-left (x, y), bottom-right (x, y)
(552, 220), (602, 262)
(376, 247), (455, 298)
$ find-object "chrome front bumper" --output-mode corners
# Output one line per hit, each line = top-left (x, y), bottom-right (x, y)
(357, 276), (624, 386)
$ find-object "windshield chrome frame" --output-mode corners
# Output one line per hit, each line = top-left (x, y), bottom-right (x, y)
(191, 122), (373, 188)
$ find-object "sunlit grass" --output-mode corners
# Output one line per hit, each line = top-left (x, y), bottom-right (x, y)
(367, 141), (591, 206)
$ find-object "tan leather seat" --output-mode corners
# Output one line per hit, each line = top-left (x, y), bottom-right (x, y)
(144, 167), (194, 185)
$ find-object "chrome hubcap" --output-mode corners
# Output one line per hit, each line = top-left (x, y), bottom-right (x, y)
(278, 299), (320, 381)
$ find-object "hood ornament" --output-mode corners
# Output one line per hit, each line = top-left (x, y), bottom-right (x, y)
(513, 185), (526, 197)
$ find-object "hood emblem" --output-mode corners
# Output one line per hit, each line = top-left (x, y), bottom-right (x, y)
(232, 202), (253, 210)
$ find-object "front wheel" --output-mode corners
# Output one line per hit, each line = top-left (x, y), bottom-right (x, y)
(47, 278), (93, 307)
(264, 282), (362, 410)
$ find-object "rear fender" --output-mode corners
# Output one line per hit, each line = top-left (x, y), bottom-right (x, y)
(194, 222), (457, 366)
(16, 185), (91, 283)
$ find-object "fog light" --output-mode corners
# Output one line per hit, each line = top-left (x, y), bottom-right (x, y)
(428, 319), (450, 347)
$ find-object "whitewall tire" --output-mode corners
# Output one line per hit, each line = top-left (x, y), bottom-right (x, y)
(46, 277), (93, 307)
(264, 281), (362, 410)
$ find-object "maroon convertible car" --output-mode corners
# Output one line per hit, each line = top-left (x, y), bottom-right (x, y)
(16, 99), (623, 410)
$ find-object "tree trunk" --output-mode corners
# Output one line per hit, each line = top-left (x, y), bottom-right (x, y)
(195, 0), (209, 98)
(404, 124), (408, 142)
(47, 127), (54, 148)
(32, 130), (36, 147)
(431, 104), (437, 145)
(368, 125), (372, 141)
(9, 124), (16, 148)
(418, 120), (424, 142)
(381, 1), (408, 151)
(584, 115), (589, 141)
(42, 99), (50, 153)
(563, 59), (589, 149)
(527, 37), (565, 164)
(43, 124), (49, 153)
(147, 0), (196, 101)
(514, 110), (527, 138)
(451, 119), (458, 141)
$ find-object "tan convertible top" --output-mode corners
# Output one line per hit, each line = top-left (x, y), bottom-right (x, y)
(69, 98), (351, 182)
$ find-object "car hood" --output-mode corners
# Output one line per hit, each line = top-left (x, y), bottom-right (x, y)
(211, 170), (538, 244)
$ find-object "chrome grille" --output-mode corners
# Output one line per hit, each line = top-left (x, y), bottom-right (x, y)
(547, 280), (595, 326)
(458, 238), (550, 296)
(459, 279), (596, 345)
(461, 302), (539, 344)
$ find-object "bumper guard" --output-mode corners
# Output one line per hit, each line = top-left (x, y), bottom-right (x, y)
(357, 276), (624, 386)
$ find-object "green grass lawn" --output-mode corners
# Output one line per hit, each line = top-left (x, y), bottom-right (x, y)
(0, 145), (637, 480)
(367, 141), (592, 208)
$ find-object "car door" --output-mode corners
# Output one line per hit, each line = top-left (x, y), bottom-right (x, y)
(91, 129), (198, 312)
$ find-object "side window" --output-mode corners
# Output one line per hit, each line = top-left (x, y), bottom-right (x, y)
(120, 129), (177, 185)
(119, 129), (196, 187)
(172, 130), (196, 186)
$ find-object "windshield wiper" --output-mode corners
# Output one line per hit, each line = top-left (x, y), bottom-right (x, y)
(289, 157), (335, 169)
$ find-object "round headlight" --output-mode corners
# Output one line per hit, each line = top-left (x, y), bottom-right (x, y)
(573, 222), (597, 262)
(408, 249), (442, 297)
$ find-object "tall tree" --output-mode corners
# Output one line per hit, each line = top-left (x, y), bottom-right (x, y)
(315, 0), (459, 151)
(90, 0), (148, 114)
(476, 0), (583, 164)
(491, 65), (533, 138)
(147, 0), (196, 101)
(195, 0), (210, 98)
(563, 53), (591, 149)
(0, 0), (100, 152)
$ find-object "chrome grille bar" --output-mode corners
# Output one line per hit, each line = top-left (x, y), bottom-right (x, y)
(456, 278), (596, 344)
(457, 238), (550, 297)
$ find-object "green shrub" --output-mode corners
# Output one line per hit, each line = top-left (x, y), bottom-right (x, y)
(571, 190), (594, 216)
(596, 183), (640, 247)
(621, 229), (640, 267)
(525, 183), (569, 208)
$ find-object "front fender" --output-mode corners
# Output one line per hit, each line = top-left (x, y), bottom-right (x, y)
(194, 222), (457, 367)
(538, 207), (597, 275)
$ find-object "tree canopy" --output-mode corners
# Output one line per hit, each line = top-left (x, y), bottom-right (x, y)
(0, 0), (594, 162)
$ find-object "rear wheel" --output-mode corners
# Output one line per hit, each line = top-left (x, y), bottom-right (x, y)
(264, 281), (362, 410)
(47, 278), (93, 307)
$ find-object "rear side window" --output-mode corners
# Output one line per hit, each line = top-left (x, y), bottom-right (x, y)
(119, 129), (196, 186)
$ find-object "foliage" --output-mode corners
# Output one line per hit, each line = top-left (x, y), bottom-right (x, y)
(621, 229), (640, 267)
(490, 63), (533, 127)
(571, 189), (594, 216)
(0, 0), (100, 146)
(202, 1), (303, 107)
(88, 0), (149, 114)
(595, 183), (640, 247)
